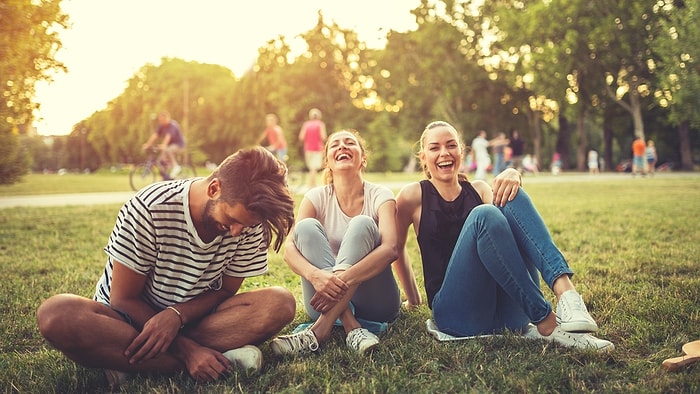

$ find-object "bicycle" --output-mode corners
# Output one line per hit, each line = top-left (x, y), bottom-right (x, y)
(130, 147), (197, 191)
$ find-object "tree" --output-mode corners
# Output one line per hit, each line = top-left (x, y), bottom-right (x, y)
(651, 0), (700, 170)
(0, 0), (68, 183)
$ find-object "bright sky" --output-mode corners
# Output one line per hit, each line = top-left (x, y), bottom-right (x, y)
(34, 0), (420, 136)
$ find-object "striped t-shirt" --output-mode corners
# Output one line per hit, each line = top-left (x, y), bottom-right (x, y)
(93, 179), (268, 310)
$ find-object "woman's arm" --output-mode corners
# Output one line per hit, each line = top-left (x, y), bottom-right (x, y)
(393, 183), (423, 307)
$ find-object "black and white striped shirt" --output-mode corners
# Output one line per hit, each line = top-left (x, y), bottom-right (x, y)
(93, 179), (268, 310)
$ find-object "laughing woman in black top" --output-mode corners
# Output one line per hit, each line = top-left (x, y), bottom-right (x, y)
(395, 121), (613, 351)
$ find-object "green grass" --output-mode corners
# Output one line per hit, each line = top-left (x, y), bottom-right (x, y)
(1, 174), (699, 393)
(0, 170), (411, 196)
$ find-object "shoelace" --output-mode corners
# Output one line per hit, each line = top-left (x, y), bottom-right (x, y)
(561, 294), (587, 317)
(347, 329), (371, 350)
(288, 331), (318, 352)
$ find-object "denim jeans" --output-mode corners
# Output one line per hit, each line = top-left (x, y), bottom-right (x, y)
(432, 189), (573, 336)
(492, 152), (505, 176)
(294, 216), (401, 323)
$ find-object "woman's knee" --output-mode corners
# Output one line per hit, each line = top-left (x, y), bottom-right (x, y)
(346, 215), (379, 241)
(348, 215), (376, 230)
(470, 204), (503, 221)
(294, 218), (322, 237)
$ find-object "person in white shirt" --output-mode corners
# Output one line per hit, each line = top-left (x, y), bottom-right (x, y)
(270, 130), (419, 356)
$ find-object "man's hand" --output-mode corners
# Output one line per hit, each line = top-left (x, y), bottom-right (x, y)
(183, 345), (232, 382)
(124, 308), (181, 364)
(492, 168), (522, 207)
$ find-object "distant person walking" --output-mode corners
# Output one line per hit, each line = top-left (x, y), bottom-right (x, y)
(645, 140), (657, 176)
(587, 150), (599, 174)
(632, 137), (647, 176)
(491, 132), (510, 177)
(508, 129), (525, 173)
(299, 108), (327, 188)
(258, 113), (288, 162)
(471, 130), (491, 181)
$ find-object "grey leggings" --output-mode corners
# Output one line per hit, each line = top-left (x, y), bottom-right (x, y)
(293, 216), (401, 323)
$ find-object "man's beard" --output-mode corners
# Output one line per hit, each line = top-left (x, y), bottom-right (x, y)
(202, 199), (229, 236)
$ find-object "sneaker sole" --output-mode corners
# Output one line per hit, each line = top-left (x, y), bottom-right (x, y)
(359, 341), (379, 355)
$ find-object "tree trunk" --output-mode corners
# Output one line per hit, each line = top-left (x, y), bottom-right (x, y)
(577, 110), (587, 171)
(678, 120), (693, 170)
(629, 83), (645, 141)
(603, 117), (614, 172)
(557, 114), (571, 170)
(530, 108), (542, 165)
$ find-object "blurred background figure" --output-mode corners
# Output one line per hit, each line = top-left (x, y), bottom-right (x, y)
(646, 140), (658, 176)
(258, 113), (288, 162)
(299, 108), (327, 188)
(587, 149), (599, 174)
(632, 137), (647, 176)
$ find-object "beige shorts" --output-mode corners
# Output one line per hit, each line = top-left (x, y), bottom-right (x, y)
(304, 151), (323, 171)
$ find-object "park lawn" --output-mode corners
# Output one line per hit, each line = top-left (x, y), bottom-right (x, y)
(0, 170), (414, 196)
(0, 175), (699, 392)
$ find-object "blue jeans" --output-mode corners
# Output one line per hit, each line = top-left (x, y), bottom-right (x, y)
(432, 189), (573, 336)
(294, 216), (401, 323)
(492, 152), (505, 176)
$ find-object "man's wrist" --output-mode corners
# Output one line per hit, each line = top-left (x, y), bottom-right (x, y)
(167, 306), (186, 329)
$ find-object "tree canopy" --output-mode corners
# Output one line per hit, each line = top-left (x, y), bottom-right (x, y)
(5, 0), (699, 180)
(0, 0), (68, 183)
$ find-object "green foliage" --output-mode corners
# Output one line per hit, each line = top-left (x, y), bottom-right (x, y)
(8, 2), (700, 177)
(0, 0), (68, 183)
(652, 1), (700, 130)
(1, 175), (699, 392)
(0, 129), (29, 184)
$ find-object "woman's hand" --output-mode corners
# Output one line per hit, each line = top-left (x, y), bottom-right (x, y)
(308, 270), (348, 313)
(492, 168), (522, 207)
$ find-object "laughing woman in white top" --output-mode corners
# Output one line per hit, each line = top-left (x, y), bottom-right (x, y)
(270, 130), (420, 356)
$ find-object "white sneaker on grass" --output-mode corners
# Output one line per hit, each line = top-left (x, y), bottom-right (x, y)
(270, 329), (319, 356)
(556, 290), (599, 333)
(524, 325), (614, 352)
(346, 327), (379, 355)
(222, 345), (263, 374)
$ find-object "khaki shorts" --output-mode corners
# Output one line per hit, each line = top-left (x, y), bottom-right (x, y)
(304, 151), (323, 171)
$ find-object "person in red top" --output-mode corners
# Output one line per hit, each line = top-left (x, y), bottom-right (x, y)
(298, 108), (327, 188)
(258, 113), (287, 162)
(632, 137), (647, 176)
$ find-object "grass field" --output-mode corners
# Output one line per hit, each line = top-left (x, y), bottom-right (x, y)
(1, 172), (699, 393)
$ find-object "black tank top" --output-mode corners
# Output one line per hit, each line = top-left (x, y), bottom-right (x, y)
(417, 180), (483, 308)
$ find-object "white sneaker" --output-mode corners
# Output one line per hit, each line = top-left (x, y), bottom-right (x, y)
(556, 290), (599, 332)
(346, 327), (379, 355)
(169, 164), (182, 179)
(222, 345), (263, 374)
(270, 329), (319, 356)
(524, 325), (614, 352)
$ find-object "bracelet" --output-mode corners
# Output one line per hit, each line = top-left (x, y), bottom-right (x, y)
(166, 306), (185, 329)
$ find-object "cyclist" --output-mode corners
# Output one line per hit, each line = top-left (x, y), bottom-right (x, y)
(142, 111), (186, 179)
